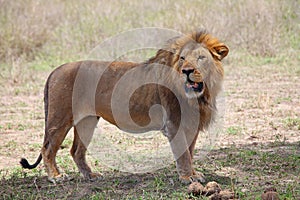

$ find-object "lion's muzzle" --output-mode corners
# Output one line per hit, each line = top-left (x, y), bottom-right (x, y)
(182, 68), (204, 95)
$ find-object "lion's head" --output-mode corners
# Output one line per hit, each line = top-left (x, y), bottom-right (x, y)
(148, 29), (229, 100)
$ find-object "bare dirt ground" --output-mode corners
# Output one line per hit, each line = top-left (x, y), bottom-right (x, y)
(222, 64), (300, 146)
(0, 63), (299, 198)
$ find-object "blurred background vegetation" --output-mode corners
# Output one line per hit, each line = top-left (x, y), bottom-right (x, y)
(0, 0), (299, 82)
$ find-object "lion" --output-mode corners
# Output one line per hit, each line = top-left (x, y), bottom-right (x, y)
(20, 29), (229, 184)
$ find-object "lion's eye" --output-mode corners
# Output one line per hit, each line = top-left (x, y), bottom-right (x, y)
(180, 56), (185, 61)
(198, 55), (206, 60)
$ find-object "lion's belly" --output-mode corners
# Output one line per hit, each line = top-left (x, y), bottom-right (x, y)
(96, 83), (164, 133)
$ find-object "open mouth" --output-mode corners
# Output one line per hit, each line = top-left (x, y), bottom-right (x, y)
(184, 79), (204, 94)
(181, 69), (205, 97)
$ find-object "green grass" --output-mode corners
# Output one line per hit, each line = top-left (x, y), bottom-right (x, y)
(1, 142), (299, 199)
(226, 126), (243, 135)
(283, 117), (300, 130)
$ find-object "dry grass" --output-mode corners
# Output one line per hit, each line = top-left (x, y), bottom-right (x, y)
(0, 0), (299, 71)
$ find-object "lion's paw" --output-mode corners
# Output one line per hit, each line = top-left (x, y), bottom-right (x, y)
(180, 176), (194, 185)
(179, 172), (206, 185)
(88, 172), (103, 181)
(191, 171), (206, 183)
(48, 173), (73, 184)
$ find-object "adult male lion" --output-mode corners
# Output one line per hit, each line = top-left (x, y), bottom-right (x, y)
(20, 29), (228, 184)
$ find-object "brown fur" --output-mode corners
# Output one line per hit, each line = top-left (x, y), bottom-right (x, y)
(20, 29), (229, 184)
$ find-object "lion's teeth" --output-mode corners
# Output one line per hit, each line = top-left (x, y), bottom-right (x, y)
(186, 83), (192, 88)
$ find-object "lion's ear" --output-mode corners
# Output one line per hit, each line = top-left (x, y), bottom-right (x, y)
(212, 44), (229, 61)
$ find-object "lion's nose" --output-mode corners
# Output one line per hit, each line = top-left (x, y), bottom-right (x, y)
(181, 68), (194, 76)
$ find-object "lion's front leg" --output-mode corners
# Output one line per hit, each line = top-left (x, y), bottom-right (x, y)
(171, 145), (205, 184)
(189, 132), (205, 183)
(164, 124), (205, 184)
(174, 150), (194, 184)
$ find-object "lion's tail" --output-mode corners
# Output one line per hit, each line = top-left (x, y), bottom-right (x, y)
(20, 69), (53, 170)
(20, 154), (42, 169)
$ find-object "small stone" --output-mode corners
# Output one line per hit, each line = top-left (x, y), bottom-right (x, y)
(208, 189), (234, 200)
(187, 182), (204, 196)
(209, 193), (222, 200)
(261, 187), (279, 200)
(204, 181), (222, 196)
(219, 190), (234, 199)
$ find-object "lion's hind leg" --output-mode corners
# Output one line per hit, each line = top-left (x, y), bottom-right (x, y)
(71, 116), (102, 180)
(42, 124), (72, 183)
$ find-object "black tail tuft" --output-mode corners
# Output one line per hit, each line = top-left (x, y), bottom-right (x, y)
(20, 154), (42, 169)
(20, 158), (33, 169)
